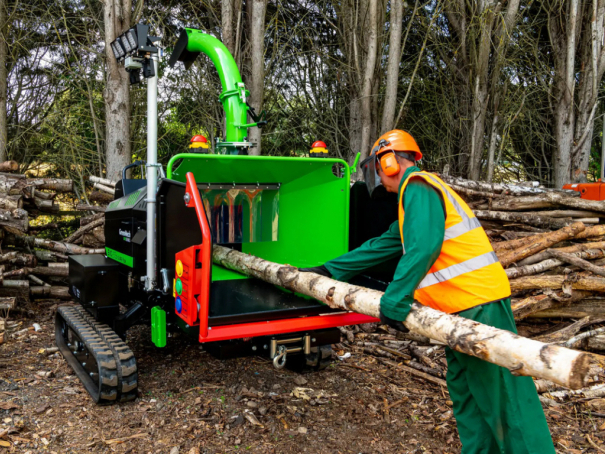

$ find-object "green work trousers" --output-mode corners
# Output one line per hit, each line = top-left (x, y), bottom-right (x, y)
(446, 299), (555, 454)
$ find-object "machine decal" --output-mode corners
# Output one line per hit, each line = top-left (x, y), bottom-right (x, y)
(105, 247), (134, 267)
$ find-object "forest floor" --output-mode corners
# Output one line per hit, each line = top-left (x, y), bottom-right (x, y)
(1, 301), (604, 454)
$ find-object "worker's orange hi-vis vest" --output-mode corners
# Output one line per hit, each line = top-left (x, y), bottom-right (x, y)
(398, 172), (510, 313)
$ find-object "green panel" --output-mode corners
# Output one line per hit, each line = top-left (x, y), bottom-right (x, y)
(106, 247), (133, 268)
(212, 264), (248, 281)
(168, 154), (350, 269)
(125, 190), (141, 207)
(151, 306), (167, 348)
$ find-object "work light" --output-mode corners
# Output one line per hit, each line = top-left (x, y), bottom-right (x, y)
(125, 29), (137, 50)
(119, 35), (133, 53)
(110, 40), (125, 60)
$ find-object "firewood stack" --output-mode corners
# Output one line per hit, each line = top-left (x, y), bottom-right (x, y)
(0, 165), (113, 306)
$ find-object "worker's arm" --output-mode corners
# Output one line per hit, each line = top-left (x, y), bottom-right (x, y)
(323, 221), (403, 281)
(380, 179), (445, 321)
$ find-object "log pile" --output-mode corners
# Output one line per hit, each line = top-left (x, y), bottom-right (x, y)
(0, 167), (109, 306)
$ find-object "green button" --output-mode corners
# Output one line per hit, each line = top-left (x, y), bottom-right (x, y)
(176, 278), (183, 295)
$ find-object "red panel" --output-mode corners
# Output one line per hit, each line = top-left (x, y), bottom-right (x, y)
(562, 182), (605, 201)
(199, 313), (379, 342)
(175, 245), (202, 326)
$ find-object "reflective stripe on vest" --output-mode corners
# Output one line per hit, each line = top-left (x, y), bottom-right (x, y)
(398, 171), (510, 313)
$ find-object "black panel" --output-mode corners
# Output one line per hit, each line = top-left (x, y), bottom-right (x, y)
(207, 279), (339, 326)
(168, 29), (200, 70)
(348, 181), (399, 282)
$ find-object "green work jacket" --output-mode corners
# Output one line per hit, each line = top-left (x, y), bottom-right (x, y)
(325, 166), (445, 321)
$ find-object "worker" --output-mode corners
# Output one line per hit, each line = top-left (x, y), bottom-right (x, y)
(189, 134), (210, 153)
(310, 140), (329, 157)
(301, 130), (555, 453)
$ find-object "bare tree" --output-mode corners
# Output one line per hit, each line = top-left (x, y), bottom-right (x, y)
(103, 0), (131, 181)
(0, 0), (7, 162)
(246, 0), (267, 156)
(380, 0), (403, 134)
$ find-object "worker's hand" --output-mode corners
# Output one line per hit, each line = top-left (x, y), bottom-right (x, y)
(379, 309), (409, 333)
(299, 265), (331, 277)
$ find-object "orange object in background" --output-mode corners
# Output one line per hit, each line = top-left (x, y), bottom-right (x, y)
(562, 181), (605, 200)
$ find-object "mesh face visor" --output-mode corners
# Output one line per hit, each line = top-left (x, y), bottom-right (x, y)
(360, 154), (381, 196)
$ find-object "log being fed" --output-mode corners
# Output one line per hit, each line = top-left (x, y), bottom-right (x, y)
(212, 245), (595, 389)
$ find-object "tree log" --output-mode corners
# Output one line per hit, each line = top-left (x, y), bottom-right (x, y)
(0, 207), (28, 232)
(481, 192), (605, 214)
(30, 286), (70, 299)
(0, 195), (22, 210)
(450, 185), (502, 199)
(499, 210), (602, 219)
(509, 275), (605, 292)
(517, 241), (605, 266)
(575, 225), (605, 239)
(89, 176), (116, 187)
(212, 245), (592, 389)
(76, 204), (106, 213)
(31, 264), (68, 277)
(0, 297), (15, 311)
(27, 178), (73, 193)
(493, 224), (605, 254)
(0, 251), (36, 267)
(534, 316), (605, 344)
(0, 280), (29, 300)
(33, 250), (68, 262)
(9, 236), (103, 255)
(93, 182), (115, 195)
(475, 210), (573, 229)
(65, 218), (104, 244)
(90, 190), (113, 204)
(80, 212), (104, 226)
(82, 227), (105, 248)
(498, 222), (585, 267)
(547, 249), (605, 277)
(0, 161), (18, 172)
(440, 176), (578, 196)
(529, 298), (605, 319)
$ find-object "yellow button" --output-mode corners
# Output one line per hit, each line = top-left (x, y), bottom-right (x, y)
(176, 260), (183, 277)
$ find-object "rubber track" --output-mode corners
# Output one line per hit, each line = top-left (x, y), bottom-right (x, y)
(56, 305), (138, 403)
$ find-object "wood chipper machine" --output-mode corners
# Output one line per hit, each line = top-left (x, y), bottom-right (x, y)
(55, 27), (387, 404)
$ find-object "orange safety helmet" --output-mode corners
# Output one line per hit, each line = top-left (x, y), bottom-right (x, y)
(361, 130), (422, 195)
(189, 135), (209, 149)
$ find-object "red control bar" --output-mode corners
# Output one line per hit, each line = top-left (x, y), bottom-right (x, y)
(184, 172), (212, 338)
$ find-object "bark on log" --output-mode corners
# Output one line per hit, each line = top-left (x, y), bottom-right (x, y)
(498, 222), (585, 267)
(75, 204), (106, 213)
(28, 178), (73, 193)
(517, 241), (605, 266)
(65, 218), (104, 244)
(587, 335), (605, 351)
(0, 195), (22, 210)
(30, 286), (70, 299)
(93, 182), (115, 195)
(82, 227), (104, 248)
(212, 245), (592, 389)
(506, 250), (605, 280)
(483, 192), (605, 214)
(80, 212), (104, 226)
(31, 264), (68, 277)
(90, 190), (113, 204)
(475, 210), (573, 229)
(547, 249), (605, 277)
(33, 250), (68, 262)
(534, 316), (605, 344)
(575, 225), (605, 239)
(493, 225), (605, 254)
(0, 207), (28, 232)
(89, 176), (116, 187)
(450, 185), (502, 199)
(0, 161), (19, 172)
(511, 291), (592, 320)
(529, 298), (605, 318)
(440, 176), (579, 197)
(0, 252), (36, 267)
(515, 210), (603, 218)
(0, 280), (29, 300)
(509, 275), (605, 292)
(10, 236), (103, 255)
(0, 297), (15, 310)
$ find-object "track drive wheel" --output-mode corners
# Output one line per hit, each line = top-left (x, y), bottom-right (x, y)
(286, 345), (332, 373)
(55, 305), (138, 404)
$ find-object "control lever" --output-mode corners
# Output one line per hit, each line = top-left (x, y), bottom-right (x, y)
(246, 101), (267, 128)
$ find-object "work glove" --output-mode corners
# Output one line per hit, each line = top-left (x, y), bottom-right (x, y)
(379, 308), (409, 333)
(299, 265), (331, 277)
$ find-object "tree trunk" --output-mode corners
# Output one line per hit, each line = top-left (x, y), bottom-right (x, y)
(380, 0), (403, 134)
(512, 291), (591, 320)
(103, 0), (132, 181)
(481, 191), (605, 213)
(486, 112), (499, 183)
(222, 0), (236, 56)
(212, 245), (592, 389)
(246, 0), (267, 156)
(497, 221), (585, 267)
(505, 248), (605, 279)
(0, 0), (6, 163)
(30, 286), (70, 299)
(358, 0), (379, 165)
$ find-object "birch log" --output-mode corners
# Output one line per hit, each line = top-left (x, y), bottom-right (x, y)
(212, 245), (593, 389)
(484, 192), (605, 214)
(509, 275), (605, 292)
(475, 210), (572, 229)
(517, 241), (605, 266)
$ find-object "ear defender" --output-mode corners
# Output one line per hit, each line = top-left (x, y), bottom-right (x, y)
(380, 152), (400, 176)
